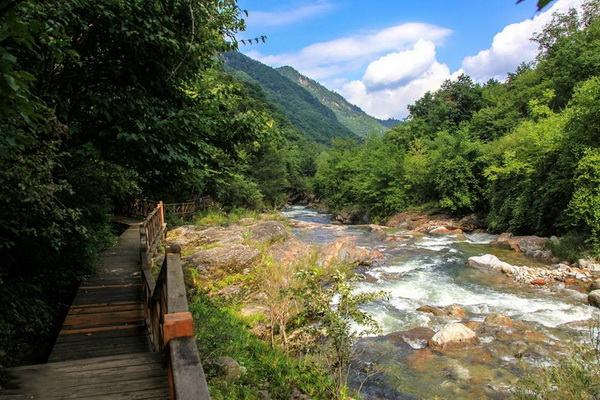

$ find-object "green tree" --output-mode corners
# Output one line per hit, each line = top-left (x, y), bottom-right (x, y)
(294, 269), (386, 400)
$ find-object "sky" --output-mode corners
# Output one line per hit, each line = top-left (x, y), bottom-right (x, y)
(235, 0), (586, 119)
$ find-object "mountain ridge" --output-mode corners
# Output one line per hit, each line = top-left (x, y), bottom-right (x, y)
(276, 66), (401, 137)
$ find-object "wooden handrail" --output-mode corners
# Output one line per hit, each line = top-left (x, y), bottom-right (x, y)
(142, 252), (211, 400)
(163, 201), (197, 217)
(141, 201), (166, 269)
(139, 203), (210, 399)
(125, 199), (160, 218)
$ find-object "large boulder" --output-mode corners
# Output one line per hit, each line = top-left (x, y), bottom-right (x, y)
(386, 212), (429, 230)
(246, 221), (288, 244)
(417, 305), (447, 317)
(468, 254), (512, 271)
(317, 238), (372, 267)
(588, 290), (600, 308)
(186, 244), (260, 273)
(335, 207), (368, 225)
(167, 225), (209, 246)
(493, 233), (548, 254)
(268, 237), (312, 266)
(484, 313), (514, 327)
(428, 323), (479, 351)
(385, 327), (435, 349)
(429, 226), (464, 235)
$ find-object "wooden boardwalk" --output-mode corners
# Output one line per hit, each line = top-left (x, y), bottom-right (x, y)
(1, 225), (170, 399)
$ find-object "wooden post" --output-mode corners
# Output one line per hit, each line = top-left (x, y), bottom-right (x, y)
(158, 201), (165, 231)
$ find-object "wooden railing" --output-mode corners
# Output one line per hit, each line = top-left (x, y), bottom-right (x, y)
(125, 199), (160, 218)
(138, 203), (210, 399)
(140, 201), (166, 269)
(142, 249), (210, 399)
(163, 201), (198, 217)
(163, 196), (213, 218)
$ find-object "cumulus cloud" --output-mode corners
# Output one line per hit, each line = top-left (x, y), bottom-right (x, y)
(462, 0), (586, 81)
(342, 61), (462, 120)
(247, 1), (337, 28)
(246, 22), (451, 80)
(362, 39), (437, 90)
(245, 0), (587, 120)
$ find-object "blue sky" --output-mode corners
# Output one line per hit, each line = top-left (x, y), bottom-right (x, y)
(236, 0), (585, 119)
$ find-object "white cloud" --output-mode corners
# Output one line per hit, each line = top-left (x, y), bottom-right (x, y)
(461, 0), (586, 82)
(247, 1), (336, 28)
(245, 22), (451, 81)
(244, 0), (588, 120)
(362, 39), (437, 90)
(342, 61), (462, 120)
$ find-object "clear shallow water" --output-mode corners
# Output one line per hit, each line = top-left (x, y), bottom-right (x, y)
(282, 205), (599, 399)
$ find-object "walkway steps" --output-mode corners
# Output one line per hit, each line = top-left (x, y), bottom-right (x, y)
(0, 225), (169, 399)
(1, 353), (168, 399)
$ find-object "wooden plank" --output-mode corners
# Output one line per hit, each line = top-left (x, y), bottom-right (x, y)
(59, 323), (146, 335)
(168, 337), (211, 400)
(79, 283), (141, 290)
(166, 254), (188, 314)
(68, 301), (140, 309)
(1, 353), (168, 399)
(62, 309), (144, 328)
(69, 303), (143, 315)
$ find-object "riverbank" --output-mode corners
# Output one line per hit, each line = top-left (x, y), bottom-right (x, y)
(170, 206), (600, 399)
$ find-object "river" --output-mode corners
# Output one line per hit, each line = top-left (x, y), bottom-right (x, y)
(281, 205), (599, 399)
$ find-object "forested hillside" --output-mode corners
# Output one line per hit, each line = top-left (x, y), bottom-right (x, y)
(223, 51), (358, 143)
(276, 66), (400, 137)
(0, 0), (317, 366)
(315, 1), (600, 257)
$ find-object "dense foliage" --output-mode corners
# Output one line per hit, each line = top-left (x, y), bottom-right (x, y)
(223, 51), (358, 144)
(0, 0), (316, 365)
(276, 66), (398, 138)
(315, 1), (600, 257)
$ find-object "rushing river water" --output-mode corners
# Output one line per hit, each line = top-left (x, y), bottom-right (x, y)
(281, 205), (599, 399)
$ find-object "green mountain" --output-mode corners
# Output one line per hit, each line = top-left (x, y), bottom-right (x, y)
(277, 66), (401, 137)
(222, 52), (356, 145)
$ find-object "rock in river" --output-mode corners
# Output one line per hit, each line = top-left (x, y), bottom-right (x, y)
(588, 289), (600, 308)
(428, 323), (479, 351)
(316, 238), (372, 268)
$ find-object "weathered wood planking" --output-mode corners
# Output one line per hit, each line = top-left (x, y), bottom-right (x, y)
(0, 353), (168, 399)
(47, 225), (153, 363)
(0, 224), (170, 399)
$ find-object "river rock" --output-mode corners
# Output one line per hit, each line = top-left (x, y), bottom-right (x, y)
(590, 279), (600, 291)
(467, 254), (510, 271)
(417, 305), (467, 319)
(247, 221), (288, 244)
(268, 237), (312, 266)
(580, 258), (600, 273)
(484, 314), (514, 327)
(447, 305), (467, 319)
(428, 323), (479, 351)
(386, 211), (428, 229)
(335, 207), (367, 225)
(187, 244), (260, 273)
(385, 327), (435, 349)
(458, 214), (485, 232)
(316, 238), (372, 267)
(493, 233), (548, 254)
(588, 290), (600, 308)
(417, 305), (447, 317)
(429, 226), (464, 235)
